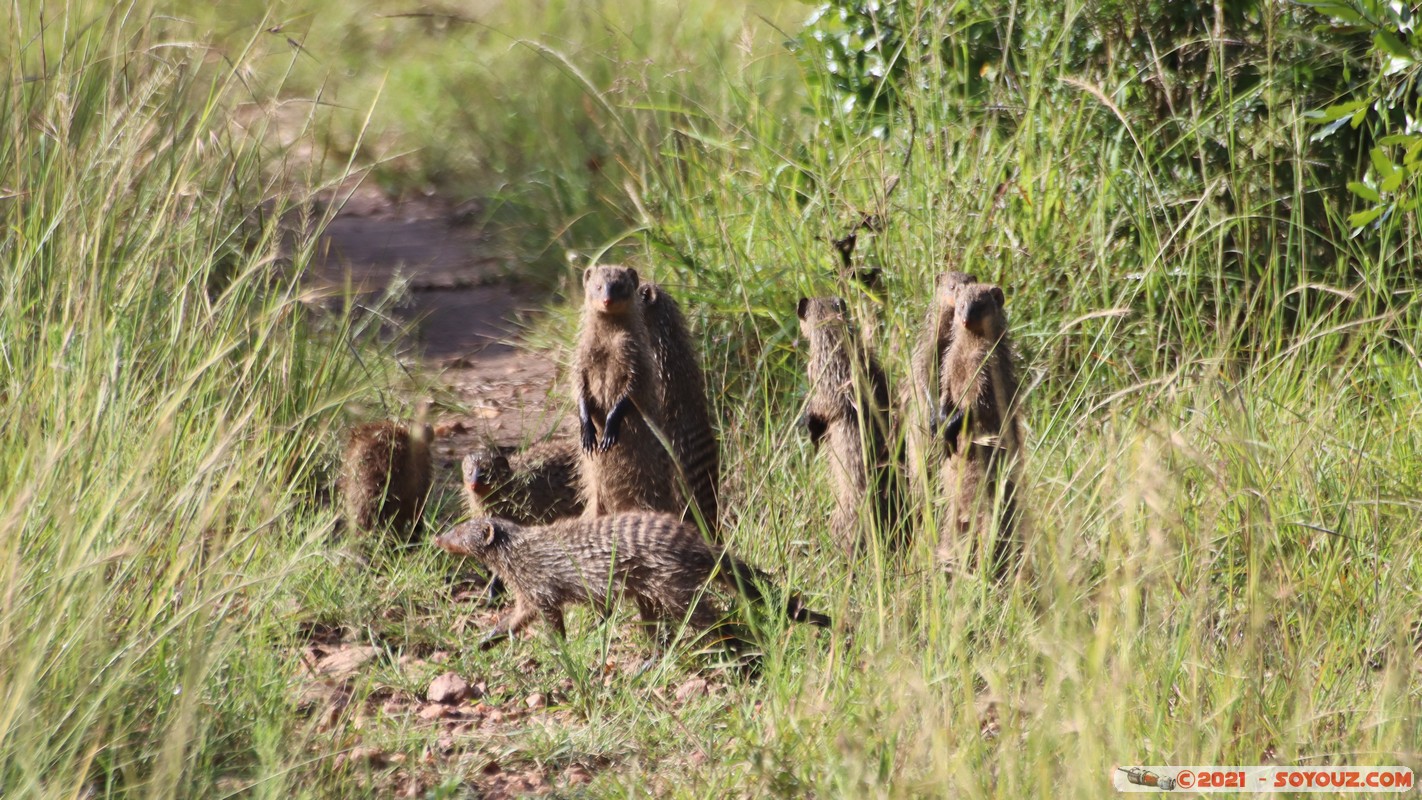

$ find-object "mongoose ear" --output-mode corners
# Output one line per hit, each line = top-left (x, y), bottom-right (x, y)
(627, 268), (640, 285)
(482, 520), (499, 547)
(639, 282), (657, 303)
(796, 297), (809, 320)
(583, 266), (593, 285)
(991, 286), (1005, 307)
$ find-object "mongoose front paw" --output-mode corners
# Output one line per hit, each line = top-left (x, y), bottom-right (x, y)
(941, 409), (965, 452)
(478, 629), (509, 650)
(928, 409), (946, 436)
(580, 422), (598, 453)
(800, 412), (827, 446)
(481, 575), (507, 606)
(597, 431), (619, 452)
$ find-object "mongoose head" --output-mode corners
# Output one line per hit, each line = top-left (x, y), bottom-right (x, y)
(409, 421), (434, 450)
(434, 517), (520, 558)
(936, 270), (977, 297)
(584, 265), (640, 315)
(461, 449), (511, 498)
(796, 296), (850, 337)
(955, 283), (1007, 337)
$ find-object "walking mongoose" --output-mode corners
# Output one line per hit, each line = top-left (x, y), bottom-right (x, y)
(573, 265), (680, 516)
(936, 282), (1024, 577)
(340, 420), (434, 541)
(796, 296), (906, 556)
(434, 512), (831, 648)
(638, 281), (721, 534)
(904, 271), (978, 497)
(461, 440), (584, 525)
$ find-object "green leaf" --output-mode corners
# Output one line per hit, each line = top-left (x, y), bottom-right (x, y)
(1374, 30), (1412, 59)
(1298, 0), (1364, 24)
(1370, 147), (1399, 178)
(1348, 181), (1383, 202)
(1381, 171), (1404, 192)
(1312, 99), (1369, 122)
(1348, 206), (1385, 233)
(1377, 134), (1418, 146)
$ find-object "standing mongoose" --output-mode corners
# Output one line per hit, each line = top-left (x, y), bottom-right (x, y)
(797, 296), (906, 557)
(340, 420), (434, 541)
(572, 265), (680, 517)
(904, 271), (978, 498)
(434, 512), (831, 648)
(936, 282), (1024, 577)
(462, 440), (584, 525)
(638, 281), (721, 535)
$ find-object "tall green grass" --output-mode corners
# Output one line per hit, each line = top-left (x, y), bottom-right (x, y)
(0, 4), (400, 796)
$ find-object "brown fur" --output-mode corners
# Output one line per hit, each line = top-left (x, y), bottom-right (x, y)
(904, 271), (977, 497)
(638, 282), (721, 535)
(462, 440), (583, 525)
(340, 421), (433, 541)
(797, 296), (906, 556)
(434, 512), (831, 647)
(936, 283), (1024, 577)
(573, 266), (680, 517)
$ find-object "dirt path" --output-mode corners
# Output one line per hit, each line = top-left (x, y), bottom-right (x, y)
(302, 191), (631, 796)
(309, 189), (575, 466)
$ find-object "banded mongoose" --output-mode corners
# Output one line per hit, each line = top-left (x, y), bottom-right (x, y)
(796, 296), (906, 556)
(904, 271), (978, 497)
(638, 281), (721, 534)
(461, 440), (584, 525)
(434, 512), (832, 647)
(936, 282), (1024, 577)
(573, 265), (680, 516)
(340, 420), (434, 541)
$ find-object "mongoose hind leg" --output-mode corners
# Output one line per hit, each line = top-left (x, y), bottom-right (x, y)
(632, 593), (672, 649)
(829, 507), (859, 557)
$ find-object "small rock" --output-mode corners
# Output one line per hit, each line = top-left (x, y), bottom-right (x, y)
(427, 672), (471, 704)
(315, 646), (380, 679)
(418, 704), (452, 721)
(525, 692), (547, 710)
(436, 731), (455, 754)
(675, 678), (709, 702)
